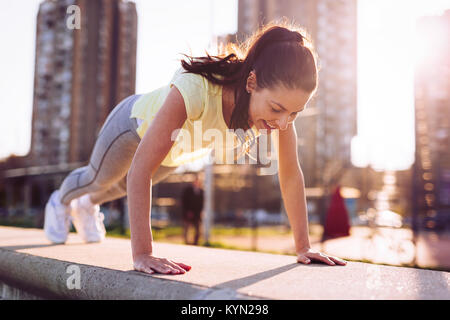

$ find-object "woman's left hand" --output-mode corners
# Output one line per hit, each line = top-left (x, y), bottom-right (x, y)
(297, 247), (347, 266)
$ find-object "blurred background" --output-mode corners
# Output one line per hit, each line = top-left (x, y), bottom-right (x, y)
(0, 0), (449, 270)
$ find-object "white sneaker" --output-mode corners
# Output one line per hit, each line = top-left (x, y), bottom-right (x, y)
(44, 190), (71, 244)
(70, 194), (106, 243)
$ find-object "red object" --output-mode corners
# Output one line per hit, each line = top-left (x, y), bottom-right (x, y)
(323, 186), (351, 240)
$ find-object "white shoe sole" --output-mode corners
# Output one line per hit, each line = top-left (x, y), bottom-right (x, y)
(70, 198), (106, 243)
(44, 191), (70, 244)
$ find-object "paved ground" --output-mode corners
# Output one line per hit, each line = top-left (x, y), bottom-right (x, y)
(160, 225), (450, 270)
(1, 226), (449, 299)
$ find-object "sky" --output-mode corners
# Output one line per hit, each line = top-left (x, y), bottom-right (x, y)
(353, 0), (450, 171)
(0, 0), (40, 160)
(134, 0), (237, 93)
(0, 0), (237, 160)
(0, 0), (449, 172)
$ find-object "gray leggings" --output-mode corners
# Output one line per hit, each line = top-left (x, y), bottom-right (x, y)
(59, 94), (177, 206)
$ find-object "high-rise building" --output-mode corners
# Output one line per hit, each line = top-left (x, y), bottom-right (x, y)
(31, 0), (137, 165)
(237, 0), (358, 188)
(413, 10), (450, 231)
(0, 0), (137, 212)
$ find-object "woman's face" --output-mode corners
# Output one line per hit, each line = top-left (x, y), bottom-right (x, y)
(246, 72), (312, 134)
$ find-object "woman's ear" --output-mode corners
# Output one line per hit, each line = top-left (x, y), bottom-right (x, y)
(246, 70), (257, 94)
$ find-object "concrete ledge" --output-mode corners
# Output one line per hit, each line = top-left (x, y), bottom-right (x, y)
(0, 249), (252, 300)
(1, 281), (44, 300)
(0, 226), (449, 300)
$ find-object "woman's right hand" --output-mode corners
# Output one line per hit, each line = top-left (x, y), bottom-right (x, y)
(133, 253), (191, 275)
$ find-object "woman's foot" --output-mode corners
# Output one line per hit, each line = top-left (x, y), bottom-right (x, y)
(70, 194), (106, 243)
(44, 190), (71, 244)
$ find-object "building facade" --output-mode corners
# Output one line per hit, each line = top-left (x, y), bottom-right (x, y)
(31, 0), (137, 165)
(413, 10), (450, 231)
(0, 0), (137, 216)
(237, 0), (357, 189)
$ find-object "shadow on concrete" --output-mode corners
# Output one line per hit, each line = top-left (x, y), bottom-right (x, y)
(211, 262), (328, 291)
(122, 264), (304, 284)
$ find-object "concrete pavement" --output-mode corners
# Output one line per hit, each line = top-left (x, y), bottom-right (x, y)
(176, 225), (450, 270)
(0, 226), (449, 299)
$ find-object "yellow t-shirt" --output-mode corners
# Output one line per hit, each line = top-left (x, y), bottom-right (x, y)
(130, 68), (260, 167)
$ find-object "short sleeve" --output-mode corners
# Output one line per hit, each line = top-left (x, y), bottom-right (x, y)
(169, 68), (206, 121)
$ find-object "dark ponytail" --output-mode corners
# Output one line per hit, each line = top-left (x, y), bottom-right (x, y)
(181, 21), (319, 133)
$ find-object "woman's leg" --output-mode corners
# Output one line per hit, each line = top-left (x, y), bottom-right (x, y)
(46, 94), (178, 243)
(59, 94), (143, 206)
(88, 165), (177, 205)
(59, 93), (178, 206)
(45, 94), (141, 243)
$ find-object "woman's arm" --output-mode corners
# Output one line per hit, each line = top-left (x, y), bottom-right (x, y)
(127, 86), (191, 274)
(275, 124), (346, 266)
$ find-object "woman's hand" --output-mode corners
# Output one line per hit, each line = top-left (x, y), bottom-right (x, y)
(133, 253), (192, 275)
(296, 247), (347, 266)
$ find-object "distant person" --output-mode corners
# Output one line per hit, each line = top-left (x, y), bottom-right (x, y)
(322, 186), (351, 241)
(181, 174), (204, 245)
(43, 22), (347, 276)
